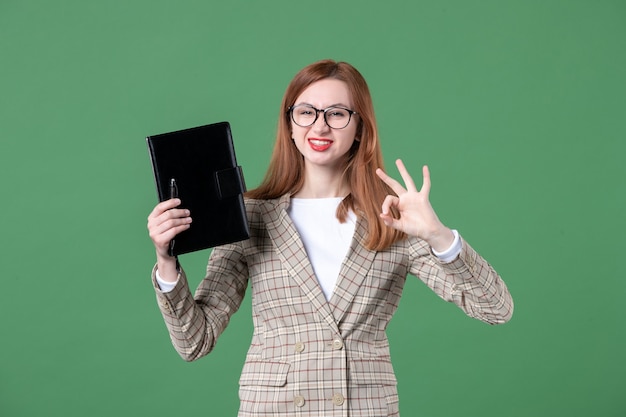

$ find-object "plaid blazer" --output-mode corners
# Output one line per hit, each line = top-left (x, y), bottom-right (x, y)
(153, 194), (513, 416)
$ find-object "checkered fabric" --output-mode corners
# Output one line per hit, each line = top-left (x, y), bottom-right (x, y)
(153, 194), (513, 416)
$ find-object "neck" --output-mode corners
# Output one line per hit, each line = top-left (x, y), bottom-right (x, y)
(294, 165), (350, 199)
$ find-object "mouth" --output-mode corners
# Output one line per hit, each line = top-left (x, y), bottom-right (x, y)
(308, 138), (333, 152)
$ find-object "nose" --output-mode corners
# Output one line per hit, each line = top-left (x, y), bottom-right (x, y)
(312, 109), (330, 131)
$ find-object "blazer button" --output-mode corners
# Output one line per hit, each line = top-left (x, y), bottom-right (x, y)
(332, 393), (345, 406)
(332, 339), (344, 350)
(294, 342), (305, 353)
(294, 395), (305, 407)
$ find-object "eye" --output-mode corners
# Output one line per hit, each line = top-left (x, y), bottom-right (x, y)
(327, 108), (348, 119)
(295, 106), (315, 116)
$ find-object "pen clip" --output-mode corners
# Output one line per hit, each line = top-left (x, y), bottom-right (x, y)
(169, 178), (178, 199)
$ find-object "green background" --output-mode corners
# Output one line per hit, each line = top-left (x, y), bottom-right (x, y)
(1, 1), (624, 416)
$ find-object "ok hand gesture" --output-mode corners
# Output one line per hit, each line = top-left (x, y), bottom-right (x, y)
(376, 159), (454, 252)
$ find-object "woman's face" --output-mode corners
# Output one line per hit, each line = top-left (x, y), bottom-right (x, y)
(290, 78), (359, 172)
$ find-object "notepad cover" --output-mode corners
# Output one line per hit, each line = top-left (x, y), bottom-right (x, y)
(146, 121), (250, 256)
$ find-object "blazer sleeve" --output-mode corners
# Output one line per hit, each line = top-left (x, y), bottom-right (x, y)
(408, 236), (514, 325)
(152, 241), (249, 361)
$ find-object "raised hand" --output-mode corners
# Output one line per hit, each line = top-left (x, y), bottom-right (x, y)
(376, 159), (454, 252)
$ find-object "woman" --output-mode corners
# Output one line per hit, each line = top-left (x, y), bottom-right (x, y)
(147, 59), (513, 416)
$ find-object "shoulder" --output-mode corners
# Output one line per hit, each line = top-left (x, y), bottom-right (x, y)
(244, 195), (286, 219)
(243, 194), (290, 233)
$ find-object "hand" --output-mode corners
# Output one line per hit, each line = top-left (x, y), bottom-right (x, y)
(376, 159), (454, 252)
(147, 198), (192, 280)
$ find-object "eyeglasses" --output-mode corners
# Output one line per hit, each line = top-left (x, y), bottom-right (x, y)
(289, 104), (357, 130)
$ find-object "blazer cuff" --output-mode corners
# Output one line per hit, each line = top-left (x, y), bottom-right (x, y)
(151, 264), (185, 295)
(155, 268), (179, 293)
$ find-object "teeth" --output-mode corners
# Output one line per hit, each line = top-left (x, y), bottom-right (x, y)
(310, 139), (331, 145)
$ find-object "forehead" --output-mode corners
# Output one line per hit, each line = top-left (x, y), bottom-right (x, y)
(295, 79), (352, 107)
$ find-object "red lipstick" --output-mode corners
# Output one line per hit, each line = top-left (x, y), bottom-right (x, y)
(308, 138), (333, 152)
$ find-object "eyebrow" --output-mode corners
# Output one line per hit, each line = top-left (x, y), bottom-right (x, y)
(296, 102), (352, 109)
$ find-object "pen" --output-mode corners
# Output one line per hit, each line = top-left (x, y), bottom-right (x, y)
(169, 178), (178, 199)
(168, 178), (178, 256)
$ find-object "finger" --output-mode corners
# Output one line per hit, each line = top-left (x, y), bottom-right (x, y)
(148, 198), (182, 220)
(148, 201), (191, 240)
(380, 195), (404, 231)
(149, 217), (192, 247)
(421, 165), (431, 196)
(158, 222), (191, 243)
(150, 208), (191, 231)
(379, 210), (401, 230)
(376, 168), (406, 196)
(395, 159), (418, 193)
(380, 195), (399, 216)
(148, 204), (189, 228)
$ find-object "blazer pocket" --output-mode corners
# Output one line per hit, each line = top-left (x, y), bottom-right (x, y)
(239, 360), (291, 387)
(349, 358), (397, 386)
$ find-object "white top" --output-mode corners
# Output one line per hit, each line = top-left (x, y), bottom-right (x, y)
(288, 197), (357, 301)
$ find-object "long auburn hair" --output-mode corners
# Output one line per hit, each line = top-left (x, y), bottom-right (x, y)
(246, 59), (405, 251)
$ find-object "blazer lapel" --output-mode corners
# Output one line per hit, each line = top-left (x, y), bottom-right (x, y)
(262, 195), (341, 335)
(329, 215), (377, 326)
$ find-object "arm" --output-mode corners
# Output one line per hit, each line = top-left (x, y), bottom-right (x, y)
(147, 198), (248, 361)
(408, 236), (513, 324)
(152, 242), (248, 361)
(376, 159), (513, 324)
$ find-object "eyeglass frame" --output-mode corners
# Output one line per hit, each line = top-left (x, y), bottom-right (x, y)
(288, 104), (358, 130)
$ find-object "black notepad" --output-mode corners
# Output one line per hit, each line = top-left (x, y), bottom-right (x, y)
(146, 122), (250, 256)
